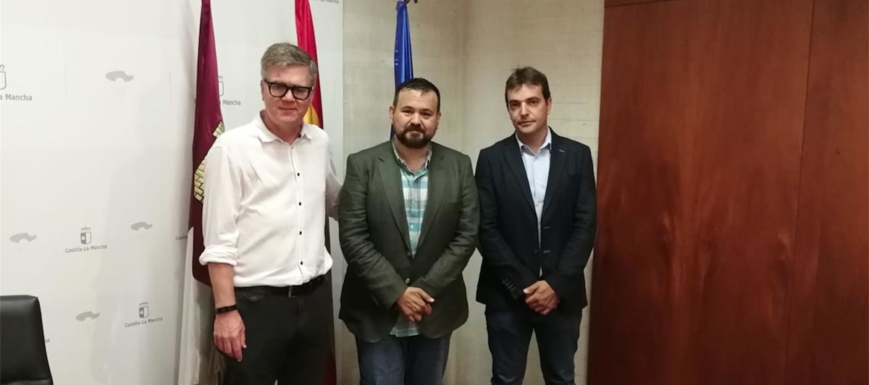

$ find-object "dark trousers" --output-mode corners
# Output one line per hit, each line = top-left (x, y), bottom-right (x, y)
(222, 280), (331, 385)
(486, 308), (582, 385)
(355, 333), (451, 385)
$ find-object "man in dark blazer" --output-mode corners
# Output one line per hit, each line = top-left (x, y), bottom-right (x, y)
(339, 78), (479, 385)
(476, 67), (597, 385)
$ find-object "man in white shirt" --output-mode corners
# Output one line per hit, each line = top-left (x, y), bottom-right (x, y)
(199, 42), (341, 385)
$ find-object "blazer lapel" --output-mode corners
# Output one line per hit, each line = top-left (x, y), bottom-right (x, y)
(417, 147), (445, 249)
(542, 133), (567, 217)
(503, 139), (536, 213)
(376, 153), (412, 251)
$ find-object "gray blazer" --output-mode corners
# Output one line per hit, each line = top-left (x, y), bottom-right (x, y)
(338, 141), (479, 342)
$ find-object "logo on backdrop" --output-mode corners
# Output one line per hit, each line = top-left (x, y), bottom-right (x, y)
(80, 226), (92, 245)
(130, 221), (153, 231)
(76, 311), (101, 321)
(105, 70), (134, 82)
(138, 302), (149, 318)
(220, 74), (241, 107)
(9, 232), (37, 243)
(0, 65), (7, 90)
(65, 226), (108, 253)
(0, 64), (33, 102)
(126, 301), (163, 328)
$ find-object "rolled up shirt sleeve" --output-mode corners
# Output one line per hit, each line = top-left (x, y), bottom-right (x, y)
(199, 143), (242, 266)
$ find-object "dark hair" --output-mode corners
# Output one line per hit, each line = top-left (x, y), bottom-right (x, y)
(504, 67), (551, 104)
(393, 78), (441, 112)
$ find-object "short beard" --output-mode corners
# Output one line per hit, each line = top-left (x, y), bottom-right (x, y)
(396, 128), (432, 149)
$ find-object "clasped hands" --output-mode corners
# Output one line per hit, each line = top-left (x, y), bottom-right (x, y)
(524, 280), (559, 315)
(397, 287), (434, 322)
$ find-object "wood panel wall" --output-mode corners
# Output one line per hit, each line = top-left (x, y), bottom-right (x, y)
(590, 0), (867, 383)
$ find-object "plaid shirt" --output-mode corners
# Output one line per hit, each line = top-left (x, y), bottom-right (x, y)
(390, 140), (431, 337)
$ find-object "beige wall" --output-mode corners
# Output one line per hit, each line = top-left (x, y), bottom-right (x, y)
(341, 1), (603, 383)
(462, 0), (603, 162)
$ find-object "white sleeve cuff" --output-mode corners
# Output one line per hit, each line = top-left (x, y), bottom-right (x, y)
(199, 246), (239, 266)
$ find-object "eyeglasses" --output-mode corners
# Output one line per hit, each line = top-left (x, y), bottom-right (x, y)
(263, 79), (313, 100)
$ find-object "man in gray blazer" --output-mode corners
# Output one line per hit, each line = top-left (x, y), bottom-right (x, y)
(339, 78), (479, 385)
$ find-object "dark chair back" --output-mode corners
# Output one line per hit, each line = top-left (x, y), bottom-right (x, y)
(0, 295), (53, 385)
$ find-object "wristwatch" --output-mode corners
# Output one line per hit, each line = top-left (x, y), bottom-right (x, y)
(215, 304), (238, 314)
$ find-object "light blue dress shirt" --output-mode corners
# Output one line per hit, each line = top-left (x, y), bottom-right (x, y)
(516, 127), (552, 275)
(517, 128), (552, 251)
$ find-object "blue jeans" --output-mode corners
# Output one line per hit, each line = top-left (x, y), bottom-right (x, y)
(486, 309), (582, 385)
(356, 334), (451, 385)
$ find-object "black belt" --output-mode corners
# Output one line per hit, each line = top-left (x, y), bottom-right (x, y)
(237, 275), (324, 297)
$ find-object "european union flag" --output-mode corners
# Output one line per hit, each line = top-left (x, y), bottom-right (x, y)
(395, 0), (413, 87)
(392, 1), (414, 137)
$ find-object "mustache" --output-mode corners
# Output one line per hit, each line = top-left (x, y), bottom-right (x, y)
(404, 124), (424, 133)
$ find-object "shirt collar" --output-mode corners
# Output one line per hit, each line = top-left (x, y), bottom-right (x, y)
(517, 127), (552, 152)
(253, 111), (311, 144)
(392, 139), (432, 172)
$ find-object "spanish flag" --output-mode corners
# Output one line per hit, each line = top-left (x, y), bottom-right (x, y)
(296, 0), (324, 129)
(296, 2), (337, 385)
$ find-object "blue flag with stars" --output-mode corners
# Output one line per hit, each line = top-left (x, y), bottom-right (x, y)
(395, 1), (414, 87)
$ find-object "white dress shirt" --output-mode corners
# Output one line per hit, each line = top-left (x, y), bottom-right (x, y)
(199, 113), (341, 287)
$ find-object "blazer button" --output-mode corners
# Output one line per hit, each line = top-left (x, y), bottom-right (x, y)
(405, 278), (411, 284)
